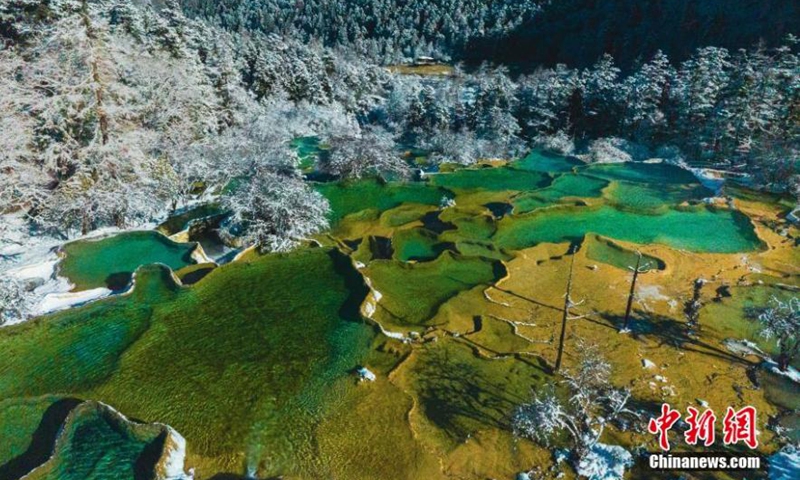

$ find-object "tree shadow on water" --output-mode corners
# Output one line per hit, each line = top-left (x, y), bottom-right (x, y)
(0, 397), (82, 480)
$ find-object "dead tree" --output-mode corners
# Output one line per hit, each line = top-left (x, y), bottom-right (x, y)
(684, 278), (706, 331)
(555, 246), (586, 372)
(621, 251), (651, 332)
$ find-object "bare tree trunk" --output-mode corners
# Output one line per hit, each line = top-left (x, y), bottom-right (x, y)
(81, 0), (108, 145)
(555, 250), (576, 372)
(622, 253), (642, 331)
(778, 353), (789, 372)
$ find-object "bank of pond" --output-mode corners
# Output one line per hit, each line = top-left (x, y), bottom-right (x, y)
(1, 150), (795, 480)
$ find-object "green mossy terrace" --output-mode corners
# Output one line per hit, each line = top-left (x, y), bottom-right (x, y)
(1, 152), (795, 479)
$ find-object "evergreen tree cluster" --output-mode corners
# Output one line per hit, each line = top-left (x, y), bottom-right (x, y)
(181, 0), (545, 63)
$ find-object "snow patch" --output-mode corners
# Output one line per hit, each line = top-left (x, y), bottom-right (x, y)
(763, 360), (800, 384)
(770, 446), (800, 480)
(160, 427), (193, 480)
(576, 443), (633, 480)
(723, 338), (766, 357)
(642, 359), (656, 369)
(8, 258), (59, 281)
(357, 367), (376, 382)
(37, 288), (112, 315)
(637, 285), (669, 302)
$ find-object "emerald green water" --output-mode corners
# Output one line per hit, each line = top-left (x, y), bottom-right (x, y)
(316, 179), (447, 224)
(59, 231), (196, 290)
(430, 167), (551, 191)
(393, 228), (450, 262)
(604, 181), (710, 213)
(367, 252), (502, 326)
(583, 162), (700, 185)
(319, 154), (761, 255)
(2, 151), (773, 478)
(0, 248), (375, 478)
(22, 402), (166, 480)
(493, 205), (761, 253)
(584, 234), (666, 270)
(442, 213), (496, 240)
(512, 151), (582, 173)
(510, 172), (607, 214)
(292, 136), (325, 170)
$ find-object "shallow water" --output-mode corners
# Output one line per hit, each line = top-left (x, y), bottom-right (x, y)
(430, 166), (551, 191)
(493, 205), (761, 253)
(512, 150), (582, 173)
(317, 178), (447, 224)
(529, 173), (608, 203)
(583, 162), (700, 185)
(0, 249), (376, 478)
(604, 181), (711, 213)
(1, 151), (779, 479)
(59, 231), (197, 290)
(392, 228), (451, 262)
(584, 234), (666, 270)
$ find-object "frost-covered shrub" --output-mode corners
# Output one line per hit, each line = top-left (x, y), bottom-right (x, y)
(0, 276), (36, 326)
(512, 344), (638, 479)
(533, 131), (575, 156)
(323, 127), (409, 179)
(224, 171), (330, 253)
(587, 138), (650, 163)
(576, 443), (633, 480)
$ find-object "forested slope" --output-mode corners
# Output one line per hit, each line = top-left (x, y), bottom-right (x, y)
(468, 0), (800, 70)
(180, 0), (800, 69)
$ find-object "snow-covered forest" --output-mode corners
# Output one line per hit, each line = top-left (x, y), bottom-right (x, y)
(1, 0), (798, 260)
(181, 0), (546, 63)
(1, 3), (799, 479)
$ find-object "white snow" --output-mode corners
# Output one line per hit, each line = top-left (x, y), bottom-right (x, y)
(0, 224), (163, 326)
(37, 288), (112, 315)
(787, 207), (800, 226)
(575, 443), (633, 480)
(642, 359), (656, 369)
(770, 446), (800, 480)
(357, 367), (376, 382)
(688, 167), (725, 194)
(8, 258), (59, 281)
(723, 338), (766, 357)
(637, 285), (669, 302)
(763, 360), (800, 384)
(161, 427), (193, 480)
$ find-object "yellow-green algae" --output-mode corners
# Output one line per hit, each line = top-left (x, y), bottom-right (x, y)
(316, 178), (447, 225)
(4, 151), (798, 480)
(585, 234), (666, 270)
(365, 252), (503, 328)
(0, 248), (382, 478)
